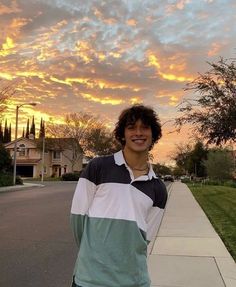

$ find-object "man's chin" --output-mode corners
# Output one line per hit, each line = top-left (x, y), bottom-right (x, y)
(131, 145), (149, 153)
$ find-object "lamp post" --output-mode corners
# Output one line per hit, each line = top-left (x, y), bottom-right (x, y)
(13, 102), (37, 185)
(41, 135), (45, 182)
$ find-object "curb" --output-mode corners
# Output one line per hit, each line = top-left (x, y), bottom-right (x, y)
(0, 183), (45, 193)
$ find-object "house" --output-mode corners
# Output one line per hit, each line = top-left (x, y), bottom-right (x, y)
(4, 136), (83, 178)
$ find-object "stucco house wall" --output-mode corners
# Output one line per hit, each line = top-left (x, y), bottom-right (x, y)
(4, 137), (83, 178)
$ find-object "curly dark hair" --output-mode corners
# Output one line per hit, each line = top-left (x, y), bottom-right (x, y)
(114, 104), (162, 150)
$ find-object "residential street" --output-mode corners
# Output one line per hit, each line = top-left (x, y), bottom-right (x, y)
(0, 181), (78, 287)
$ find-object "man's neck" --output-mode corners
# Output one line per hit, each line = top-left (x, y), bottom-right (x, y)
(123, 147), (148, 169)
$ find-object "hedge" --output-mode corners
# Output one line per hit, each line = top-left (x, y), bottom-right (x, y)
(61, 172), (81, 181)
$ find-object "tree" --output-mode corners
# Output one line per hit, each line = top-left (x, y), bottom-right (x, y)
(0, 122), (3, 143)
(85, 124), (121, 156)
(187, 141), (208, 177)
(25, 119), (29, 138)
(47, 112), (113, 156)
(39, 118), (45, 138)
(8, 123), (11, 142)
(30, 116), (35, 137)
(152, 163), (172, 176)
(0, 81), (15, 119)
(176, 57), (236, 145)
(204, 148), (234, 181)
(0, 144), (12, 173)
(171, 140), (208, 177)
(171, 142), (193, 174)
(3, 119), (10, 143)
(172, 165), (185, 177)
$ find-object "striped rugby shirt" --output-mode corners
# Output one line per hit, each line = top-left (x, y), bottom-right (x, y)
(70, 150), (167, 287)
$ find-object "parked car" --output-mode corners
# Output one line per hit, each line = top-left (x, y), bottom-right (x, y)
(163, 175), (174, 182)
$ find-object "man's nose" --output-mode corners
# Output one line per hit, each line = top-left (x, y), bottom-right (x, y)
(135, 127), (143, 135)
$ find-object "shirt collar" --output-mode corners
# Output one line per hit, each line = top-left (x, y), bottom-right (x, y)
(114, 150), (157, 179)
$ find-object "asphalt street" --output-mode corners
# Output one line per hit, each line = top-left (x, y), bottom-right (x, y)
(0, 180), (171, 287)
(0, 181), (78, 287)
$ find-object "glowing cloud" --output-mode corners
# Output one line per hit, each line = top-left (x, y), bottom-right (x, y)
(0, 72), (15, 80)
(159, 72), (193, 82)
(81, 93), (123, 105)
(148, 54), (161, 69)
(0, 0), (235, 164)
(148, 54), (193, 82)
(0, 37), (15, 56)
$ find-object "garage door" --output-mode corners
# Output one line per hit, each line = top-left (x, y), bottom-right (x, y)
(16, 165), (33, 177)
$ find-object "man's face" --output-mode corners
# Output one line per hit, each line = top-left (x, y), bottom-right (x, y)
(124, 119), (152, 153)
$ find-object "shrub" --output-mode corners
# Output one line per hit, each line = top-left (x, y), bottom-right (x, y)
(16, 176), (23, 185)
(0, 174), (23, 187)
(181, 178), (191, 183)
(61, 172), (81, 181)
(0, 173), (12, 187)
(201, 179), (236, 188)
(223, 180), (236, 188)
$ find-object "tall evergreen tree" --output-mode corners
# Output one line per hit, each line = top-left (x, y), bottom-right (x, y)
(22, 127), (25, 138)
(0, 122), (3, 143)
(3, 119), (8, 143)
(8, 123), (11, 142)
(39, 118), (45, 138)
(30, 116), (35, 136)
(26, 119), (29, 138)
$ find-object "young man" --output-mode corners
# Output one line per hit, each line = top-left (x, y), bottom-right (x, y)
(70, 104), (168, 287)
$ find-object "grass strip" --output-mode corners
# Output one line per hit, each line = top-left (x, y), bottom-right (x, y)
(187, 183), (236, 262)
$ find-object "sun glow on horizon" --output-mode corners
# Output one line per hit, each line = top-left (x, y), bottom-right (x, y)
(0, 0), (234, 163)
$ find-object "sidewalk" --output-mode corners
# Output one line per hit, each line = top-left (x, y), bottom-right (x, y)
(0, 182), (44, 193)
(148, 181), (236, 287)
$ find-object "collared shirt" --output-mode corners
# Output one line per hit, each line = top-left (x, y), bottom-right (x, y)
(70, 151), (167, 287)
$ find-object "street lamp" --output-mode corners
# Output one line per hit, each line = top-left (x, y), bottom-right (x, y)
(13, 102), (37, 185)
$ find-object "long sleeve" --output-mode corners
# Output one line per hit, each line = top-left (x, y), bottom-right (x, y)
(146, 207), (165, 243)
(146, 180), (168, 243)
(70, 159), (98, 248)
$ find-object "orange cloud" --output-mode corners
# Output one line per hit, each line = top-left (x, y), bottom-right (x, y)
(0, 72), (15, 80)
(148, 54), (161, 69)
(50, 76), (72, 86)
(0, 1), (21, 15)
(159, 72), (192, 82)
(126, 19), (137, 26)
(148, 54), (193, 82)
(208, 42), (223, 57)
(130, 97), (142, 104)
(166, 0), (191, 14)
(81, 93), (123, 105)
(75, 40), (93, 63)
(97, 52), (106, 62)
(109, 52), (121, 58)
(176, 0), (191, 10)
(0, 37), (15, 56)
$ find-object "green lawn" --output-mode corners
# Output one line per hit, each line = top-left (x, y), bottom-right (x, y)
(188, 184), (236, 262)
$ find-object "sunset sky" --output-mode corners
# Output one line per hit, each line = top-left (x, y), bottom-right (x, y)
(1, 0), (236, 164)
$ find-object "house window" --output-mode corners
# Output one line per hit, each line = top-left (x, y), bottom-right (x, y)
(18, 144), (26, 157)
(53, 151), (61, 159)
